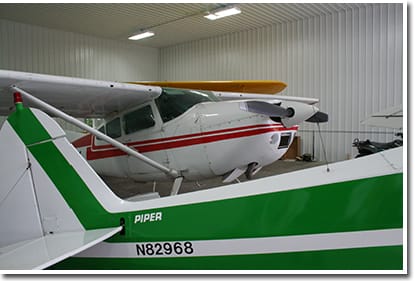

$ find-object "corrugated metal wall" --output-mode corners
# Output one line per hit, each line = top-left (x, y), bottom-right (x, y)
(0, 4), (404, 162)
(0, 19), (160, 129)
(0, 19), (159, 81)
(160, 3), (403, 162)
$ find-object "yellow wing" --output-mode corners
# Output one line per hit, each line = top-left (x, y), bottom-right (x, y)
(129, 80), (287, 94)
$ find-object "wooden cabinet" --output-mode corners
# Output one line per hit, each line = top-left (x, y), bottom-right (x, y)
(282, 136), (300, 160)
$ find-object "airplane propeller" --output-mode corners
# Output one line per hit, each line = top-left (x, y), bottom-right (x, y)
(240, 100), (328, 126)
(240, 100), (292, 118)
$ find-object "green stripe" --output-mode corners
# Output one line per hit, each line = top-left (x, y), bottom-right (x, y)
(8, 107), (115, 230)
(51, 245), (403, 270)
(28, 141), (116, 229)
(7, 106), (51, 145)
(114, 173), (403, 242)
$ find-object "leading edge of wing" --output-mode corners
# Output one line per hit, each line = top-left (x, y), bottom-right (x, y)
(0, 70), (162, 118)
(0, 226), (121, 270)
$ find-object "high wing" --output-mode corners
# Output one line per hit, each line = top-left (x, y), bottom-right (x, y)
(0, 227), (121, 270)
(130, 80), (287, 94)
(0, 70), (318, 119)
(0, 70), (161, 118)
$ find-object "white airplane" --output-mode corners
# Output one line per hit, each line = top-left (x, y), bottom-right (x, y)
(0, 70), (327, 193)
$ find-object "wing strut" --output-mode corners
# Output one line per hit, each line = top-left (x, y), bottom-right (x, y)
(11, 86), (180, 180)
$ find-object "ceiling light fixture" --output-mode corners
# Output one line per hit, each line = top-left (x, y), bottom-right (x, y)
(204, 5), (241, 20)
(128, 31), (155, 41)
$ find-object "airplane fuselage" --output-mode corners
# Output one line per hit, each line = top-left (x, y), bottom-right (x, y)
(73, 88), (297, 182)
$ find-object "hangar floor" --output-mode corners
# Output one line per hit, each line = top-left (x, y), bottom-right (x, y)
(103, 159), (325, 199)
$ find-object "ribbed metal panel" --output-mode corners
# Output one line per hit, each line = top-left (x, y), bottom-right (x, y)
(160, 3), (403, 162)
(0, 19), (159, 130)
(0, 3), (372, 48)
(0, 19), (159, 81)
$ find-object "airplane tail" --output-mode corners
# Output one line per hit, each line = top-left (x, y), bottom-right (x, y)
(0, 97), (120, 269)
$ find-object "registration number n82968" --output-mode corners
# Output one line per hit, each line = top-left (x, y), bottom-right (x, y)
(136, 241), (194, 256)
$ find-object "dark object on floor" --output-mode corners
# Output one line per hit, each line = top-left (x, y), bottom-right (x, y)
(352, 134), (403, 158)
(296, 153), (313, 162)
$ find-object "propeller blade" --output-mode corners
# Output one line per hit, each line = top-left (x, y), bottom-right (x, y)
(306, 111), (328, 123)
(240, 101), (290, 117)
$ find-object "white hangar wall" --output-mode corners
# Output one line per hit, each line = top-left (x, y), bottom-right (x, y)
(0, 19), (159, 81)
(159, 3), (403, 162)
(0, 19), (159, 129)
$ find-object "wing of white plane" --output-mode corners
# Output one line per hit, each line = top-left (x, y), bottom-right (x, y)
(0, 70), (320, 119)
(0, 227), (121, 270)
(212, 91), (319, 105)
(0, 70), (162, 117)
(361, 105), (403, 129)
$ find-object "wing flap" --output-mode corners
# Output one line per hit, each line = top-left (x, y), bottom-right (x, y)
(0, 70), (161, 117)
(0, 227), (121, 270)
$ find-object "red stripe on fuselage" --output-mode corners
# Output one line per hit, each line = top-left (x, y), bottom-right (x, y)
(72, 134), (92, 148)
(73, 124), (287, 150)
(78, 124), (298, 161)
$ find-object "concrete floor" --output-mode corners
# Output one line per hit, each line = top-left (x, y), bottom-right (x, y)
(103, 159), (324, 199)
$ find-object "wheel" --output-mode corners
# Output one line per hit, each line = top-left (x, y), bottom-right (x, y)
(245, 162), (259, 180)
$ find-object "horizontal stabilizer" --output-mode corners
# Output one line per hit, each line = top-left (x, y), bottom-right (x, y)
(0, 227), (121, 270)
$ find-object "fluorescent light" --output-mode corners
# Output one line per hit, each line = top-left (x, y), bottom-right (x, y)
(128, 31), (155, 41)
(204, 6), (241, 20)
(204, 14), (220, 20)
(215, 7), (241, 18)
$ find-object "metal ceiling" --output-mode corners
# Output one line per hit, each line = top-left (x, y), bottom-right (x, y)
(0, 3), (373, 48)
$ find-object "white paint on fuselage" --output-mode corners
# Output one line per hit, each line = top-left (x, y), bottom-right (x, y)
(81, 100), (295, 182)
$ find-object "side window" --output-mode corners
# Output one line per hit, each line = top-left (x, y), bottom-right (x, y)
(96, 125), (106, 141)
(106, 117), (121, 138)
(123, 105), (155, 135)
(98, 125), (106, 134)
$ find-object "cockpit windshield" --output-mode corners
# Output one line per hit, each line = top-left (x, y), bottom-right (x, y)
(155, 87), (218, 123)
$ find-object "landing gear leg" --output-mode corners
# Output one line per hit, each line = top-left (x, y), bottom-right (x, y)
(170, 176), (184, 196)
